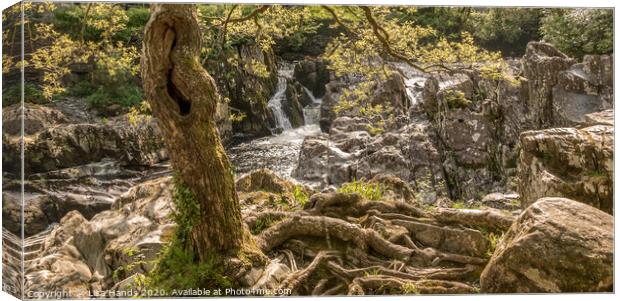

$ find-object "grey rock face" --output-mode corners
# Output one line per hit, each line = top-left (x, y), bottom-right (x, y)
(522, 42), (575, 128)
(518, 122), (613, 214)
(552, 55), (613, 126)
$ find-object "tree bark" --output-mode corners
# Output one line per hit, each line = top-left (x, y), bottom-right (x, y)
(141, 4), (245, 261)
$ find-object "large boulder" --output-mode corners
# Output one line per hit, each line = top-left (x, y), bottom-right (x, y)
(481, 197), (613, 293)
(292, 133), (331, 183)
(552, 55), (613, 126)
(2, 103), (70, 135)
(319, 80), (347, 132)
(420, 71), (504, 200)
(518, 119), (613, 214)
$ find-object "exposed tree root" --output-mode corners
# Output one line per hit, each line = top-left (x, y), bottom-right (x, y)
(305, 193), (427, 219)
(432, 207), (514, 231)
(255, 215), (413, 261)
(247, 195), (508, 295)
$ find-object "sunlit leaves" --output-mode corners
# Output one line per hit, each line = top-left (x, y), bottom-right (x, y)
(17, 3), (141, 101)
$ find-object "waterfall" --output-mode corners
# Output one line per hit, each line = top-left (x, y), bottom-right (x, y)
(404, 77), (427, 106)
(267, 76), (292, 131)
(302, 86), (322, 126)
(394, 62), (427, 110)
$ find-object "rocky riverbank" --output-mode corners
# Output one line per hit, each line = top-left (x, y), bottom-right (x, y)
(2, 42), (614, 296)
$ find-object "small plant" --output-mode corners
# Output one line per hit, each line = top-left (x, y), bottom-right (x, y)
(451, 201), (466, 209)
(444, 89), (472, 109)
(292, 185), (309, 207)
(585, 169), (607, 179)
(251, 216), (283, 235)
(338, 179), (382, 201)
(485, 232), (502, 258)
(401, 282), (420, 295)
(364, 268), (381, 277)
(269, 193), (291, 209)
(228, 112), (247, 123)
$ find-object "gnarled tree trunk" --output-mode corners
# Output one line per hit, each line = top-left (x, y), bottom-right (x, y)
(141, 4), (246, 261)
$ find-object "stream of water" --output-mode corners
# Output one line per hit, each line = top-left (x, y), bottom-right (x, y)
(229, 63), (322, 179)
(228, 62), (427, 180)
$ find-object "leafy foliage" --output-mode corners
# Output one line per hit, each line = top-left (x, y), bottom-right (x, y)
(321, 6), (513, 133)
(401, 282), (421, 295)
(469, 8), (543, 56)
(540, 8), (613, 58)
(3, 3), (143, 113)
(2, 83), (45, 107)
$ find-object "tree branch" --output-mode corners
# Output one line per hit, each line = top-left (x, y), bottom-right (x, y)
(225, 5), (270, 24)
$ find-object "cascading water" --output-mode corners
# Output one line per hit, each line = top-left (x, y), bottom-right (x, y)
(268, 77), (293, 131)
(228, 62), (322, 179)
(395, 62), (427, 108)
(302, 86), (322, 125)
(267, 64), (295, 131)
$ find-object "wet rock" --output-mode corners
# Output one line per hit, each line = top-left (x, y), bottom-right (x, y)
(331, 130), (371, 153)
(552, 55), (613, 126)
(3, 159), (168, 237)
(522, 42), (575, 128)
(210, 43), (278, 137)
(481, 197), (613, 293)
(420, 71), (502, 200)
(292, 134), (330, 182)
(356, 145), (410, 182)
(371, 72), (410, 114)
(402, 122), (449, 201)
(319, 80), (349, 132)
(293, 58), (330, 98)
(2, 189), (111, 237)
(518, 124), (613, 214)
(422, 73), (474, 115)
(329, 116), (371, 134)
(283, 82), (306, 128)
(441, 109), (492, 167)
